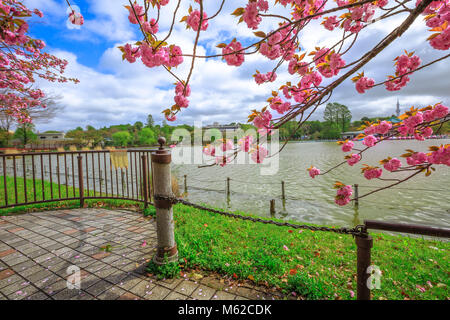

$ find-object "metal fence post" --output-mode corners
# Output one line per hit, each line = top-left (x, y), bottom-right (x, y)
(77, 156), (84, 208)
(354, 184), (359, 207)
(356, 234), (373, 300)
(270, 199), (275, 216)
(151, 137), (178, 265)
(141, 155), (149, 209)
(184, 174), (187, 194)
(281, 181), (286, 202)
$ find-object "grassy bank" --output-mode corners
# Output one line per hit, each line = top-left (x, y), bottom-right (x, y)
(1, 176), (448, 300)
(0, 175), (144, 215)
(168, 204), (449, 300)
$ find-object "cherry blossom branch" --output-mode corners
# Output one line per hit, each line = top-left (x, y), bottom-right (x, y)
(275, 0), (434, 128)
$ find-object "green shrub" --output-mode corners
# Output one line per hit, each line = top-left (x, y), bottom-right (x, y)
(146, 256), (181, 280)
(287, 273), (329, 299)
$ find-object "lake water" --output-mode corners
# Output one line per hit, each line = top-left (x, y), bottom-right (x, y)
(172, 139), (450, 229)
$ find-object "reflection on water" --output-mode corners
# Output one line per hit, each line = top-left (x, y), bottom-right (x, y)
(172, 139), (450, 228)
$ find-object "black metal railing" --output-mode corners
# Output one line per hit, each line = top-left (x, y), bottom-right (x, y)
(0, 149), (156, 209)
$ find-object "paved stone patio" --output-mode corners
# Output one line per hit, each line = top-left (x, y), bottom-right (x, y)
(0, 208), (284, 300)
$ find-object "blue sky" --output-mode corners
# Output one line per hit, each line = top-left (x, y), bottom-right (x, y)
(21, 0), (450, 132)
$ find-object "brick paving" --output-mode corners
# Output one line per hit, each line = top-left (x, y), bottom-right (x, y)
(0, 208), (285, 300)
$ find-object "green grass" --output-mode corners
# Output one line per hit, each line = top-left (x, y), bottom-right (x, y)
(0, 175), (143, 215)
(171, 203), (449, 300)
(1, 175), (448, 300)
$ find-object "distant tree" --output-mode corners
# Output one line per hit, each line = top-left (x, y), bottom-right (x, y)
(323, 103), (352, 132)
(0, 90), (63, 146)
(161, 121), (171, 137)
(138, 127), (157, 145)
(65, 128), (85, 147)
(320, 122), (341, 139)
(112, 131), (131, 147)
(134, 121), (143, 131)
(279, 121), (300, 140)
(0, 111), (14, 146)
(146, 114), (154, 128)
(13, 123), (36, 146)
(84, 126), (103, 146)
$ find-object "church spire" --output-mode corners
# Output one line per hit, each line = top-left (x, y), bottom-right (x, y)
(396, 99), (400, 117)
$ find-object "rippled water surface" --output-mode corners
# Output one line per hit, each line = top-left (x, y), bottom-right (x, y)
(172, 139), (450, 228)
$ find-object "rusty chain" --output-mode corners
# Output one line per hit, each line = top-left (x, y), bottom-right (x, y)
(153, 194), (368, 237)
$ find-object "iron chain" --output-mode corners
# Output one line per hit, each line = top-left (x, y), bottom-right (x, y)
(153, 194), (368, 237)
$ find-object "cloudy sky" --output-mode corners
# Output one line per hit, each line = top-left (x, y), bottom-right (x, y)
(23, 0), (450, 132)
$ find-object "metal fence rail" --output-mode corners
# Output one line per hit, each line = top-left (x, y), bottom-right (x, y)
(0, 149), (156, 209)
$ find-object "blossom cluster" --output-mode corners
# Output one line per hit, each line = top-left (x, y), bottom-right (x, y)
(243, 0), (268, 30)
(420, 0), (450, 50)
(187, 10), (208, 31)
(364, 120), (393, 135)
(398, 104), (448, 138)
(314, 48), (345, 78)
(385, 53), (421, 91)
(268, 96), (291, 114)
(0, 0), (76, 122)
(355, 76), (375, 94)
(202, 135), (268, 166)
(222, 40), (245, 66)
(259, 24), (297, 61)
(254, 71), (277, 84)
(335, 184), (353, 206)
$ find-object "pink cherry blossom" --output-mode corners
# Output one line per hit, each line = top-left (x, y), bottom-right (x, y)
(142, 19), (159, 34)
(270, 97), (291, 114)
(406, 152), (428, 165)
(363, 168), (382, 180)
(243, 1), (267, 30)
(239, 135), (253, 152)
(187, 10), (208, 31)
(175, 82), (190, 97)
(341, 141), (354, 152)
(166, 114), (176, 122)
(128, 3), (144, 24)
(432, 103), (449, 119)
(383, 158), (402, 172)
(362, 135), (377, 147)
(355, 77), (374, 94)
(69, 11), (84, 26)
(203, 144), (216, 156)
(254, 71), (277, 84)
(220, 139), (234, 152)
(167, 45), (183, 67)
(323, 16), (339, 31)
(375, 121), (392, 135)
(347, 154), (361, 166)
(223, 40), (245, 66)
(253, 110), (272, 129)
(427, 145), (450, 166)
(308, 166), (320, 178)
(123, 43), (140, 63)
(251, 146), (268, 163)
(215, 156), (231, 167)
(335, 185), (352, 206)
(174, 94), (189, 108)
(385, 53), (421, 91)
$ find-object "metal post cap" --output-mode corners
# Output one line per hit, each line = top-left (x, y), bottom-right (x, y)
(158, 137), (166, 149)
(152, 136), (171, 164)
